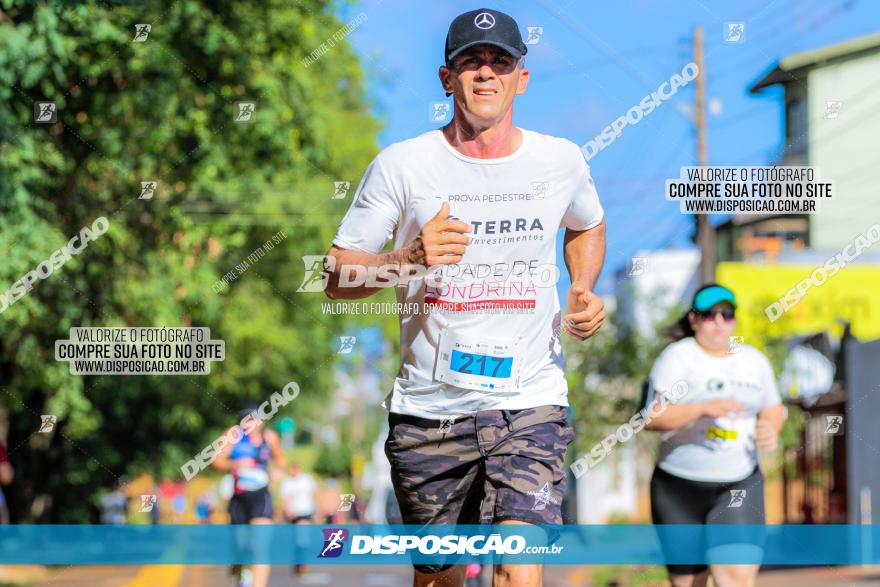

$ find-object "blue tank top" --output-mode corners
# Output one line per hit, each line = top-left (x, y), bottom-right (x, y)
(230, 433), (271, 494)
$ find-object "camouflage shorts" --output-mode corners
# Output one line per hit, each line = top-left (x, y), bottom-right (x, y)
(384, 405), (575, 528)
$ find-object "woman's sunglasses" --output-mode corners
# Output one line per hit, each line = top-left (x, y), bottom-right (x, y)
(696, 308), (736, 322)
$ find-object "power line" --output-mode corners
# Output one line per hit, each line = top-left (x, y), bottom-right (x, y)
(595, 131), (692, 211)
(653, 212), (696, 251)
(710, 104), (769, 129)
(535, 0), (695, 125)
(540, 46), (682, 80)
(706, 0), (859, 79)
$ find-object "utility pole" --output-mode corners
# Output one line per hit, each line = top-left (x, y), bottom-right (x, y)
(694, 26), (716, 283)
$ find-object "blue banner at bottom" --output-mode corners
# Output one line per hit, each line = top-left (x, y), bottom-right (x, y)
(0, 524), (878, 565)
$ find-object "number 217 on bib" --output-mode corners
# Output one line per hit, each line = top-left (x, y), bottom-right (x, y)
(450, 350), (512, 378)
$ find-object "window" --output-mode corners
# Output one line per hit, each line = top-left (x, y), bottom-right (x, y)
(786, 97), (808, 156)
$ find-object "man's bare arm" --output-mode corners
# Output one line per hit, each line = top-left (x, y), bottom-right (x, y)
(325, 202), (470, 300)
(563, 219), (605, 291)
(211, 428), (236, 472)
(324, 244), (420, 300)
(0, 462), (13, 485)
(561, 220), (606, 340)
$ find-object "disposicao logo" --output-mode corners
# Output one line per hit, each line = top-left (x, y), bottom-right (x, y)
(318, 528), (348, 558)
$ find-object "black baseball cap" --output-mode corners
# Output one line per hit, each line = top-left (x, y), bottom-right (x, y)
(238, 403), (260, 421)
(444, 8), (528, 67)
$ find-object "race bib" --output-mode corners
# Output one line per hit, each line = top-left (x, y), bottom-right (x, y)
(236, 467), (269, 492)
(706, 426), (738, 441)
(434, 329), (522, 392)
(707, 415), (755, 447)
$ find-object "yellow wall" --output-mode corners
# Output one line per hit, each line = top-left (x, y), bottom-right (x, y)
(717, 262), (880, 345)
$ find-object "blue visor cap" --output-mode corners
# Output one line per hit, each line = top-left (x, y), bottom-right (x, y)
(692, 285), (737, 311)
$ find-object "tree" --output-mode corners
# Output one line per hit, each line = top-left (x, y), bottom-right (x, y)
(564, 298), (682, 454)
(0, 0), (380, 521)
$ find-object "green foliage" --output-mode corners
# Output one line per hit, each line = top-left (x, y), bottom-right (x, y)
(590, 565), (667, 587)
(313, 439), (352, 478)
(564, 302), (676, 453)
(781, 402), (807, 480)
(0, 0), (380, 521)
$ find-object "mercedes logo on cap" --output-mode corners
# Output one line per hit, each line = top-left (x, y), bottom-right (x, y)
(445, 8), (527, 67)
(474, 12), (495, 29)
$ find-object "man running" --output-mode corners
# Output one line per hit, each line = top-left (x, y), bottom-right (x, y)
(324, 8), (606, 586)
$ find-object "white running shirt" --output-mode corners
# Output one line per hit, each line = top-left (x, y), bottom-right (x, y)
(332, 128), (604, 418)
(280, 473), (318, 518)
(646, 337), (782, 482)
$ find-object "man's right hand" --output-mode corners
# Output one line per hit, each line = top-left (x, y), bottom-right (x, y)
(407, 202), (471, 266)
(701, 398), (747, 418)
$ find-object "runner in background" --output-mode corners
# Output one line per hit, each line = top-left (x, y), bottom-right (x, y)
(213, 405), (286, 587)
(196, 488), (218, 524)
(219, 473), (235, 505)
(99, 480), (128, 524)
(281, 463), (317, 523)
(280, 464), (317, 577)
(644, 284), (786, 587)
(0, 440), (13, 524)
(316, 478), (344, 524)
(172, 493), (187, 523)
(148, 482), (161, 524)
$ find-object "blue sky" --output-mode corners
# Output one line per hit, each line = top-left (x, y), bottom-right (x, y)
(340, 0), (879, 294)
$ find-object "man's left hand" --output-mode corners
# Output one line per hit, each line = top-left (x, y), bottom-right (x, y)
(563, 283), (605, 340)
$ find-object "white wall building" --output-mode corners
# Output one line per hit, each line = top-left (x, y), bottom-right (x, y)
(615, 249), (700, 337)
(575, 444), (639, 523)
(750, 32), (880, 252)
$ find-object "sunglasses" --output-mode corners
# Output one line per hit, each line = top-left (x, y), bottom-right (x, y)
(696, 308), (736, 322)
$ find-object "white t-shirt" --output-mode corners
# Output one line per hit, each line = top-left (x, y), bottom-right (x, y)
(332, 128), (604, 418)
(646, 337), (782, 482)
(280, 473), (318, 518)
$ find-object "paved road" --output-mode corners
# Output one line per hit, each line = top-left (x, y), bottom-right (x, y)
(17, 564), (880, 586)
(13, 564), (587, 586)
(180, 564), (589, 586)
(759, 566), (880, 586)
